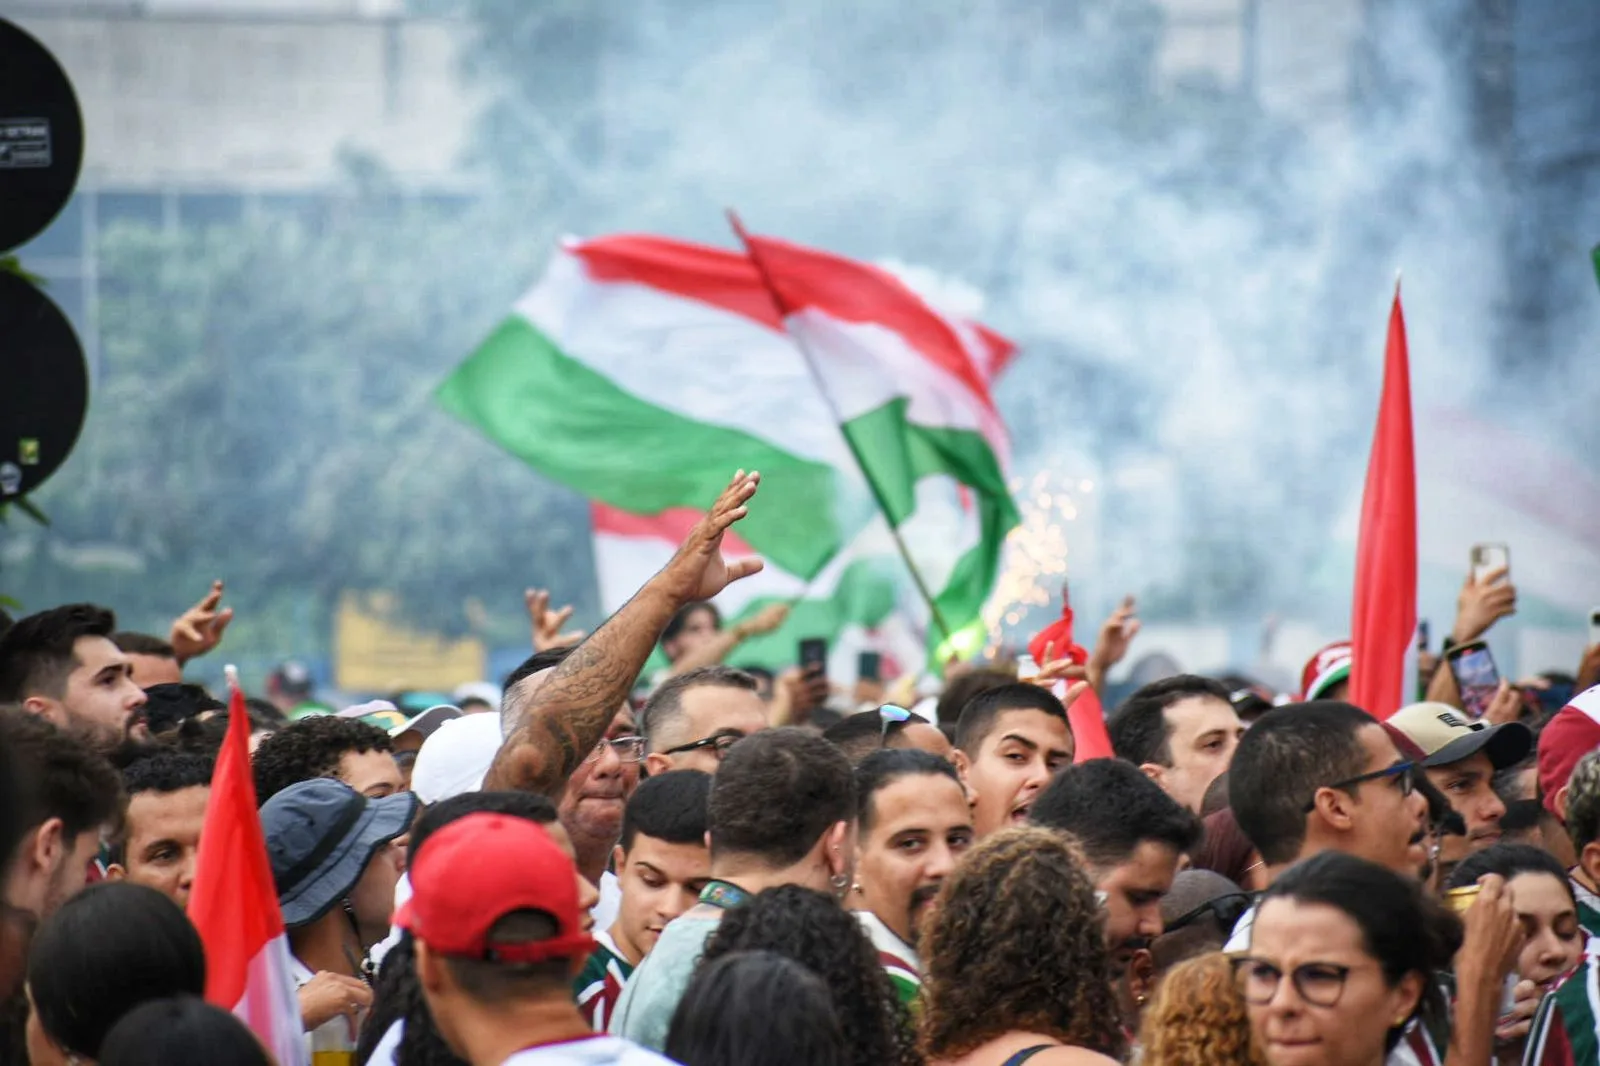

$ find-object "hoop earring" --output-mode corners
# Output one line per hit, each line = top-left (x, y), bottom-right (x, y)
(829, 872), (851, 899)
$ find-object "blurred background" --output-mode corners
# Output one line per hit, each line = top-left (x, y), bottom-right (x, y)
(3, 0), (1598, 698)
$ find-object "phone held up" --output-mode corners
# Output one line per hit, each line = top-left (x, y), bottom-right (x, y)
(1471, 543), (1510, 585)
(798, 637), (828, 681)
(1446, 640), (1501, 720)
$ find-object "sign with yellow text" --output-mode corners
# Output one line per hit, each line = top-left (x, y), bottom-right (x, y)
(335, 591), (486, 692)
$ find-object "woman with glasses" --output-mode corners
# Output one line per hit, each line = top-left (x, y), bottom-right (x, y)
(1234, 851), (1461, 1066)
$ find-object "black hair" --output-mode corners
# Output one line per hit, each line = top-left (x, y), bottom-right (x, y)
(935, 667), (1016, 729)
(251, 714), (393, 802)
(110, 632), (177, 659)
(501, 646), (575, 694)
(121, 750), (214, 796)
(1028, 758), (1201, 870)
(622, 770), (712, 851)
(1107, 674), (1233, 767)
(0, 602), (117, 702)
(139, 683), (226, 735)
(1445, 842), (1575, 898)
(854, 749), (962, 834)
(824, 710), (915, 765)
(244, 695), (288, 726)
(1228, 701), (1374, 865)
(707, 728), (856, 867)
(1201, 771), (1231, 818)
(953, 683), (1067, 755)
(1264, 851), (1460, 1050)
(360, 791), (559, 1066)
(0, 710), (124, 840)
(663, 601), (721, 646)
(699, 885), (917, 1066)
(665, 951), (848, 1066)
(27, 883), (206, 1059)
(642, 666), (760, 752)
(99, 996), (271, 1066)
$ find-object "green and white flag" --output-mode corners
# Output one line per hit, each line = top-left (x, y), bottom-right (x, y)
(436, 233), (1019, 669)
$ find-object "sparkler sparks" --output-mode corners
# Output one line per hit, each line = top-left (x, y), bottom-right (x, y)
(983, 470), (1084, 649)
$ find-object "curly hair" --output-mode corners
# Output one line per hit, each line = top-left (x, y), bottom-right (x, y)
(251, 715), (392, 802)
(699, 885), (919, 1066)
(1140, 952), (1265, 1066)
(918, 826), (1124, 1061)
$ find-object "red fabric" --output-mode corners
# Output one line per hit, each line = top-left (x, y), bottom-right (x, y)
(1069, 686), (1114, 763)
(1028, 606), (1088, 670)
(189, 685), (285, 1008)
(1539, 701), (1600, 817)
(1349, 290), (1417, 720)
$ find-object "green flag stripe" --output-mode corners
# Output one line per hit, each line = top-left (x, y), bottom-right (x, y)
(436, 316), (843, 579)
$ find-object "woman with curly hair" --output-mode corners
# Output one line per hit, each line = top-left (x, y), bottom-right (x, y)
(1141, 953), (1265, 1066)
(919, 826), (1124, 1066)
(695, 884), (920, 1066)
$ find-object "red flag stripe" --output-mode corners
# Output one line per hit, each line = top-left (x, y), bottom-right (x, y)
(1349, 289), (1418, 719)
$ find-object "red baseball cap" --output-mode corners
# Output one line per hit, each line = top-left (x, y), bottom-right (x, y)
(1301, 641), (1353, 701)
(396, 813), (596, 963)
(1538, 685), (1600, 819)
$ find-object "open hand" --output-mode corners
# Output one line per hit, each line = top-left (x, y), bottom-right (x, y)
(654, 471), (764, 606)
(526, 588), (586, 651)
(1453, 566), (1517, 645)
(1088, 596), (1140, 689)
(169, 580), (234, 664)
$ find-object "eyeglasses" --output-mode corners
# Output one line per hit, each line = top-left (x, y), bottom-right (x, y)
(1232, 957), (1360, 1007)
(1301, 761), (1416, 813)
(878, 704), (911, 747)
(585, 734), (646, 764)
(1164, 892), (1254, 935)
(659, 732), (743, 761)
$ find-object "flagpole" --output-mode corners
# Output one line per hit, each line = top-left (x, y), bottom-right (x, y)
(727, 210), (955, 647)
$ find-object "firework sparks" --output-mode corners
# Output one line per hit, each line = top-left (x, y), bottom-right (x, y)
(983, 470), (1085, 650)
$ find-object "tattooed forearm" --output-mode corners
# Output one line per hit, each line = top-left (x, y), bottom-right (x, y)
(483, 583), (677, 795)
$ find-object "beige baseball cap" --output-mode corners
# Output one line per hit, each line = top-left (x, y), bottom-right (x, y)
(1387, 701), (1532, 769)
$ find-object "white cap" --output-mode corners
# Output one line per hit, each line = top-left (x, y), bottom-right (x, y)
(452, 681), (502, 709)
(408, 712), (503, 804)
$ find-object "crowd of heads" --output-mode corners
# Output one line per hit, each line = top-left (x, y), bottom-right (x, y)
(1, 538), (1597, 1066)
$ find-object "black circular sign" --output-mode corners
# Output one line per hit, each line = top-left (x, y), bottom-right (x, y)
(0, 270), (88, 499)
(0, 18), (84, 253)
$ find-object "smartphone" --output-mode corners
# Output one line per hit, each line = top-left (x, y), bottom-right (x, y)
(798, 638), (828, 678)
(1417, 619), (1431, 652)
(1446, 640), (1502, 720)
(1589, 607), (1600, 648)
(1471, 543), (1510, 585)
(857, 651), (881, 683)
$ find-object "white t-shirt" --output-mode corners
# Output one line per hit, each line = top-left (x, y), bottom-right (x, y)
(591, 871), (622, 934)
(500, 1035), (678, 1065)
(367, 1019), (403, 1066)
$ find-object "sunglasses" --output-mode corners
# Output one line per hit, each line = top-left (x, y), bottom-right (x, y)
(878, 704), (911, 747)
(1302, 761), (1417, 813)
(1164, 892), (1255, 935)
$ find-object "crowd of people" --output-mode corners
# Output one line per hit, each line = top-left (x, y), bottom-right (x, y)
(2, 470), (1600, 1066)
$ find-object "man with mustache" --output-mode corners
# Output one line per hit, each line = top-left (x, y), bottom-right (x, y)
(578, 770), (712, 1030)
(846, 748), (974, 1005)
(1388, 701), (1531, 881)
(1028, 757), (1202, 978)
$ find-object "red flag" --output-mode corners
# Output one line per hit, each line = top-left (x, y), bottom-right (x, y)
(1349, 287), (1418, 719)
(1028, 588), (1112, 762)
(189, 677), (309, 1066)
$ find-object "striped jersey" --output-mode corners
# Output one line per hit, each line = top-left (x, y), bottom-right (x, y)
(576, 931), (635, 1032)
(1572, 875), (1600, 942)
(855, 910), (922, 1007)
(1524, 952), (1599, 1066)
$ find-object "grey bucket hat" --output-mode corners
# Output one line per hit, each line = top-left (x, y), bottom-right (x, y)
(261, 777), (417, 928)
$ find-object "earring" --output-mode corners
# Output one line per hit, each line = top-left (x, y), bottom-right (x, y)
(852, 881), (864, 894)
(1135, 993), (1149, 1007)
(829, 872), (851, 898)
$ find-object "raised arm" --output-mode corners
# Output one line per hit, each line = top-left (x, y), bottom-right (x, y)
(483, 471), (764, 796)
